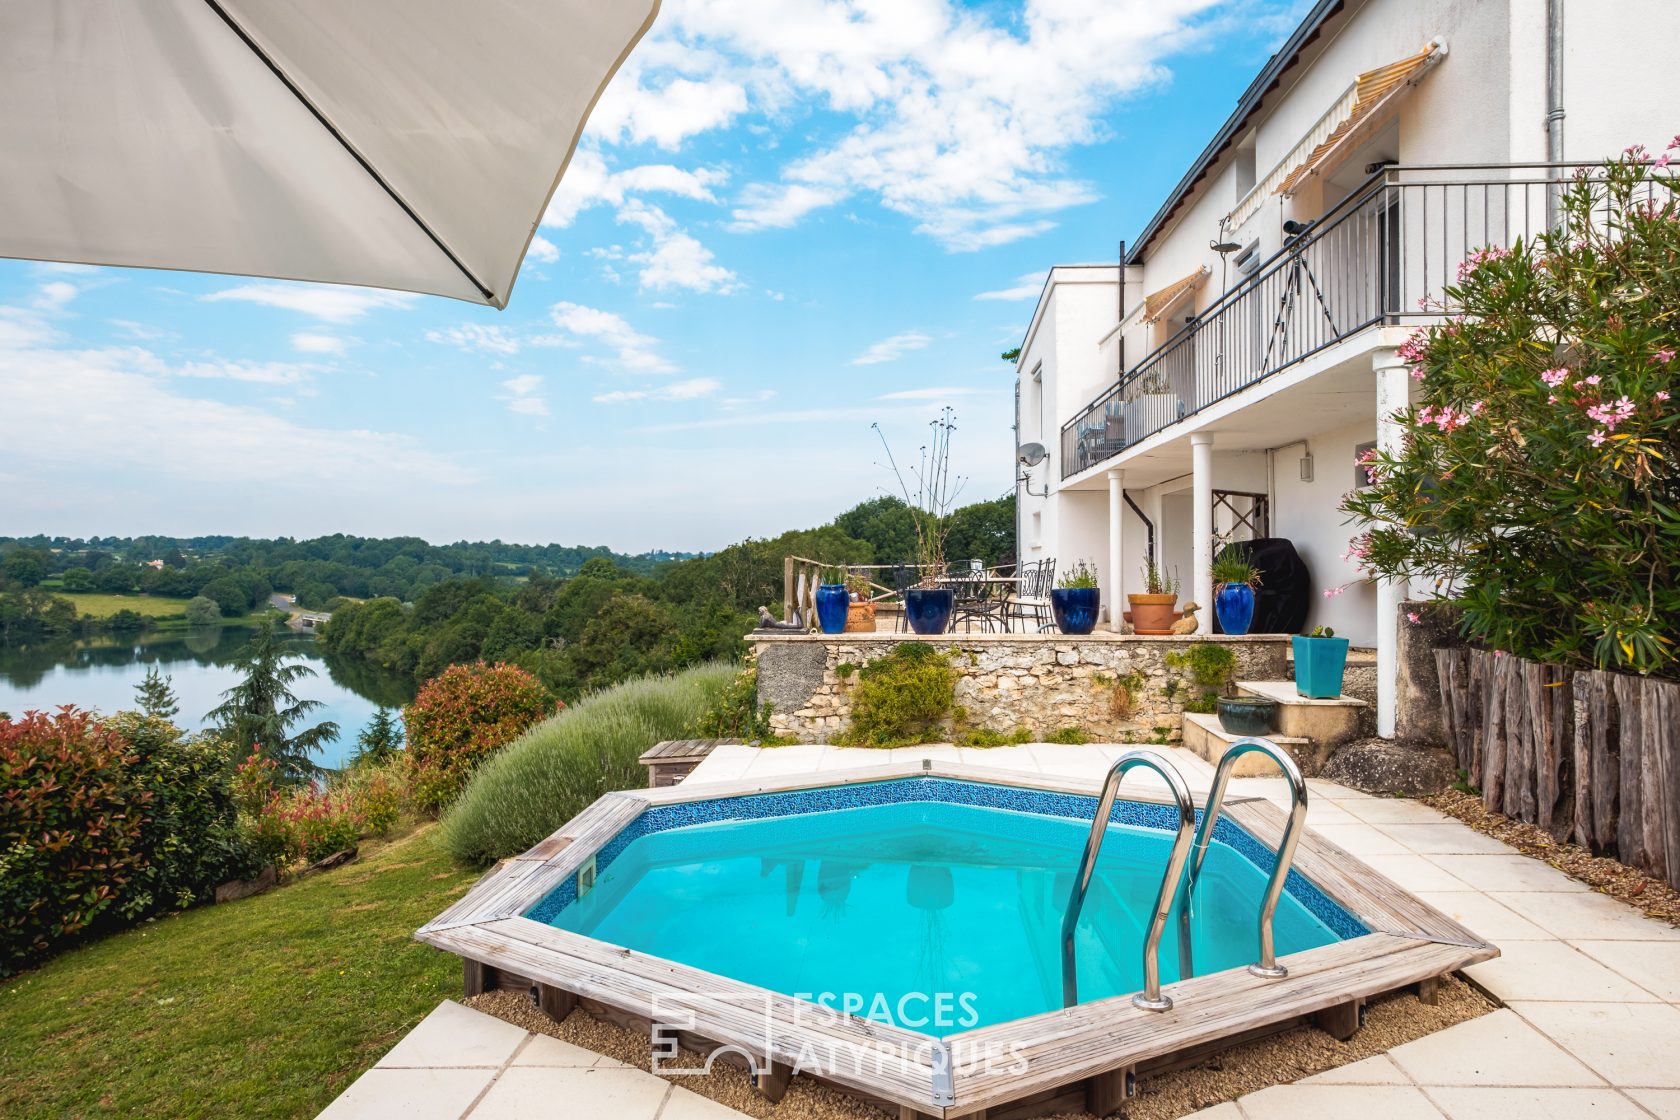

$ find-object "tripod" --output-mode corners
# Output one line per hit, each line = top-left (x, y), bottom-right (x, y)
(1259, 237), (1338, 377)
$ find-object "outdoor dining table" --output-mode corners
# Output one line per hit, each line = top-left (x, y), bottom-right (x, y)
(936, 574), (1025, 632)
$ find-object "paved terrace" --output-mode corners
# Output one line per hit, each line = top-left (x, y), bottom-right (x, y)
(319, 744), (1680, 1120)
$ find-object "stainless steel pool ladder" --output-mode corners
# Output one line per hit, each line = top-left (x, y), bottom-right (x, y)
(1178, 737), (1309, 981)
(1060, 749), (1196, 1013)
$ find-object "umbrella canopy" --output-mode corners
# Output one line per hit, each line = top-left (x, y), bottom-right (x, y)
(0, 0), (659, 307)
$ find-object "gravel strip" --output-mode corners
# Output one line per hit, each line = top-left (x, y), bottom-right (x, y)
(1421, 788), (1680, 927)
(466, 975), (1491, 1119)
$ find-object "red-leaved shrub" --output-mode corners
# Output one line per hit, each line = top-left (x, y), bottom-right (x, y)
(0, 708), (149, 974)
(404, 662), (554, 812)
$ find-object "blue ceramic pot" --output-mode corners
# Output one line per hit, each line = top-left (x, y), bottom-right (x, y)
(1214, 583), (1255, 636)
(904, 588), (955, 635)
(815, 584), (851, 634)
(1050, 586), (1100, 635)
(1292, 635), (1351, 698)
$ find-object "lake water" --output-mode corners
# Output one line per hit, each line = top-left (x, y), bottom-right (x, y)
(0, 628), (416, 771)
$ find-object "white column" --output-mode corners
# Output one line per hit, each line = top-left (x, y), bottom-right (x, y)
(1107, 468), (1125, 631)
(1374, 349), (1412, 737)
(1190, 432), (1215, 632)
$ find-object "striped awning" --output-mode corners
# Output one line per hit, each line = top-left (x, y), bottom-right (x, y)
(1142, 266), (1210, 325)
(1275, 43), (1444, 196)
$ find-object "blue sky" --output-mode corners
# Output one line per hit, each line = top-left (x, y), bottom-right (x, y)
(0, 0), (1304, 553)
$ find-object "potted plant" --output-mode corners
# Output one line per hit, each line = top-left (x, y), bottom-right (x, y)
(875, 410), (963, 635)
(1292, 625), (1350, 699)
(1211, 552), (1261, 636)
(812, 565), (851, 634)
(843, 572), (877, 632)
(1127, 560), (1180, 635)
(1050, 560), (1101, 635)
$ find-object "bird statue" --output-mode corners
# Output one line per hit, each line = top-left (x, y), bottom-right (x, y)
(1169, 602), (1201, 635)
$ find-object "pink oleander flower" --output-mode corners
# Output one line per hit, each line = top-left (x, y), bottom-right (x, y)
(1656, 153), (1673, 170)
(1494, 649), (1507, 658)
(1586, 396), (1636, 431)
(1410, 363), (1427, 381)
(1323, 586), (1346, 598)
(1582, 374), (1602, 387)
(1652, 349), (1676, 364)
(1457, 245), (1511, 281)
(1470, 400), (1486, 415)
(1406, 611), (1421, 625)
(1548, 394), (1558, 404)
(1669, 133), (1680, 151)
(1626, 143), (1649, 158)
(1540, 367), (1570, 388)
(1658, 390), (1672, 402)
(1589, 429), (1608, 447)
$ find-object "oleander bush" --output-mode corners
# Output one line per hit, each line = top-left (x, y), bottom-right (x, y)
(438, 662), (734, 864)
(403, 662), (557, 813)
(0, 708), (148, 975)
(1344, 144), (1680, 678)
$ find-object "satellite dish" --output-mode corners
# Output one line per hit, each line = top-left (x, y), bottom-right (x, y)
(1017, 442), (1048, 467)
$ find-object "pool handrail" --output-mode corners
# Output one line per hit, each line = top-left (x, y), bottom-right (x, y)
(1061, 749), (1196, 1012)
(1180, 736), (1309, 979)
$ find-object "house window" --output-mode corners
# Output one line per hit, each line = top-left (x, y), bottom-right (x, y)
(1031, 511), (1043, 547)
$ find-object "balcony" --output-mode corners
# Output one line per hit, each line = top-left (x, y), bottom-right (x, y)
(1061, 164), (1586, 479)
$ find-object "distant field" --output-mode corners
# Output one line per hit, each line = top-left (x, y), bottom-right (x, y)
(58, 592), (194, 619)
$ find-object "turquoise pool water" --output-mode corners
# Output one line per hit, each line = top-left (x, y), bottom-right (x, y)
(541, 796), (1349, 1035)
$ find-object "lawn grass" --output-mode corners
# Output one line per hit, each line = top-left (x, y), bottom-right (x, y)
(0, 823), (479, 1119)
(56, 591), (195, 619)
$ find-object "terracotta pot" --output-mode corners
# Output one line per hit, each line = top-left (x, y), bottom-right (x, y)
(844, 601), (877, 633)
(1127, 593), (1179, 635)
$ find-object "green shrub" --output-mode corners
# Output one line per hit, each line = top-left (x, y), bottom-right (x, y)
(836, 644), (958, 747)
(107, 713), (260, 915)
(404, 662), (556, 813)
(0, 709), (149, 975)
(1045, 726), (1092, 744)
(1166, 642), (1236, 713)
(438, 662), (734, 863)
(691, 665), (776, 740)
(953, 726), (1034, 747)
(335, 758), (406, 837)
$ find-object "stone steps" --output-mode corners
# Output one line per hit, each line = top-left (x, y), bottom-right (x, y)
(1179, 681), (1369, 778)
(1179, 712), (1319, 776)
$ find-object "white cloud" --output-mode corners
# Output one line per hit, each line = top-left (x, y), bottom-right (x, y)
(876, 386), (989, 400)
(291, 332), (348, 355)
(627, 0), (1222, 249)
(593, 377), (721, 404)
(425, 323), (522, 355)
(203, 282), (418, 324)
(617, 201), (739, 294)
(499, 374), (550, 417)
(548, 301), (677, 373)
(526, 235), (561, 264)
(974, 271), (1050, 301)
(542, 147), (729, 229)
(32, 281), (78, 312)
(176, 358), (314, 385)
(852, 330), (932, 366)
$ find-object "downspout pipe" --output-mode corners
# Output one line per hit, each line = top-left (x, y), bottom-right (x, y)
(1123, 492), (1156, 567)
(1546, 0), (1565, 226)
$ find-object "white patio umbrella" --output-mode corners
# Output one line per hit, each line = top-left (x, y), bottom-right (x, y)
(0, 0), (659, 307)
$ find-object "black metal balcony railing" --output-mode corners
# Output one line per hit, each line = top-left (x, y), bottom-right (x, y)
(1061, 164), (1592, 478)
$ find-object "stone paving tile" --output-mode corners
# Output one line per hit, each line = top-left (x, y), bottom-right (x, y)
(317, 1068), (497, 1120)
(1387, 1010), (1602, 1087)
(1423, 1086), (1652, 1120)
(660, 1087), (760, 1119)
(887, 745), (962, 765)
(1412, 890), (1552, 941)
(1305, 822), (1415, 856)
(465, 1066), (672, 1117)
(1462, 940), (1664, 1003)
(1237, 1083), (1447, 1119)
(1423, 853), (1590, 893)
(1626, 1089), (1680, 1118)
(1337, 797), (1449, 825)
(1300, 1054), (1409, 1084)
(377, 1001), (528, 1069)
(1356, 853), (1474, 893)
(1491, 891), (1680, 942)
(1509, 1001), (1680, 1087)
(1572, 941), (1680, 1001)
(1181, 1103), (1243, 1119)
(1377, 823), (1519, 855)
(509, 1033), (628, 1068)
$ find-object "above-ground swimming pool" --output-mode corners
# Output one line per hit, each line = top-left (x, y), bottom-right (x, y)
(419, 757), (1496, 1119)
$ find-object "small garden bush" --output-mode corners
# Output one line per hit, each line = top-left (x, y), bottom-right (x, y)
(1165, 642), (1236, 714)
(836, 643), (958, 747)
(231, 752), (367, 867)
(0, 709), (148, 975)
(438, 662), (734, 863)
(691, 663), (779, 741)
(1345, 145), (1680, 677)
(404, 662), (556, 813)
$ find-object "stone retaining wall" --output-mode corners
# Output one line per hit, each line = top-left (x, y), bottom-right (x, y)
(753, 633), (1289, 744)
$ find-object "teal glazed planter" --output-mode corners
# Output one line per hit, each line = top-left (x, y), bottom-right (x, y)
(1292, 635), (1350, 699)
(904, 588), (955, 635)
(1214, 583), (1255, 635)
(1050, 587), (1100, 635)
(815, 584), (851, 634)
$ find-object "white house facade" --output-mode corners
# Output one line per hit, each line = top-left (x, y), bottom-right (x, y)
(1012, 0), (1680, 737)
